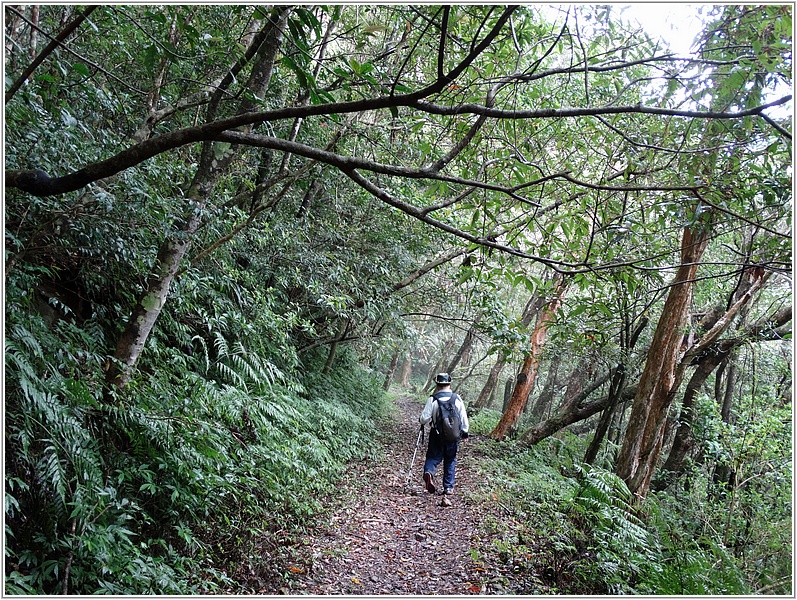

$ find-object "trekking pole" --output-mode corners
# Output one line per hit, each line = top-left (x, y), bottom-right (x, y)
(404, 425), (424, 487)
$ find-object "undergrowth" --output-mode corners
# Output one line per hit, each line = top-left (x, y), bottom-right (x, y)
(469, 428), (756, 595)
(5, 262), (388, 594)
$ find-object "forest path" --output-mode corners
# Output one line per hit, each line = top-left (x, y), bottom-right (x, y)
(283, 393), (485, 595)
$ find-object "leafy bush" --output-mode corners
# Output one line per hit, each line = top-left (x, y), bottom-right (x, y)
(638, 494), (748, 594)
(469, 440), (583, 593)
(468, 408), (502, 436)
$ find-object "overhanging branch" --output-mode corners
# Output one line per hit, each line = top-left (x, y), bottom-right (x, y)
(410, 94), (793, 121)
(7, 86), (789, 197)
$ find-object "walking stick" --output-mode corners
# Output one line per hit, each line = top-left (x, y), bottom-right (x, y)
(404, 425), (424, 487)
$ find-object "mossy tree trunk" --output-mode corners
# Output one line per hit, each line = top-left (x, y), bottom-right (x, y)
(105, 7), (291, 393)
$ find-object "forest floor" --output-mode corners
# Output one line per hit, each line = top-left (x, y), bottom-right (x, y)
(260, 393), (556, 595)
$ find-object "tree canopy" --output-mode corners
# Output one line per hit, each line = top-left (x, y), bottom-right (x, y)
(4, 4), (792, 595)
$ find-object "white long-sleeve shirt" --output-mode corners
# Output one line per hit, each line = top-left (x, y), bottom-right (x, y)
(419, 388), (469, 436)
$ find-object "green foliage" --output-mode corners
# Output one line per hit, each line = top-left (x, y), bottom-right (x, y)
(668, 363), (793, 594)
(5, 255), (389, 593)
(470, 441), (584, 593)
(4, 3), (791, 596)
(639, 494), (749, 594)
(471, 427), (786, 595)
(5, 274), (211, 593)
(467, 408), (502, 436)
(566, 465), (658, 593)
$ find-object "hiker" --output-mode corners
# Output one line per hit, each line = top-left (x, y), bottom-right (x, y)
(419, 372), (469, 507)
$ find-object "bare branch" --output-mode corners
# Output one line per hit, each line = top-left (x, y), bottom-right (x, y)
(759, 112), (792, 140)
(410, 94), (793, 121)
(437, 7), (450, 82)
(391, 248), (468, 293)
(5, 7), (788, 201)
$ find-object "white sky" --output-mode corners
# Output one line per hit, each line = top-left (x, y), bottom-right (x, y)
(542, 4), (709, 55)
(616, 3), (707, 55)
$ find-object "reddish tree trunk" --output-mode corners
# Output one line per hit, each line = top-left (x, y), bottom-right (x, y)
(490, 275), (568, 439)
(615, 224), (710, 498)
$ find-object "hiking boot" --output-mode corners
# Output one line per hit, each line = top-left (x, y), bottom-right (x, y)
(423, 472), (436, 494)
(440, 495), (452, 507)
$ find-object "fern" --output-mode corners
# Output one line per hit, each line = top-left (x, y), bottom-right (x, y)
(568, 464), (659, 593)
(637, 495), (750, 594)
(5, 231), (388, 594)
(212, 330), (229, 357)
(5, 315), (136, 593)
(191, 335), (210, 373)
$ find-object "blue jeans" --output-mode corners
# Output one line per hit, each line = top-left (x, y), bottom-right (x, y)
(423, 430), (459, 491)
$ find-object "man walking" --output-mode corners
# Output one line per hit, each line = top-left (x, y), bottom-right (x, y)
(419, 372), (469, 507)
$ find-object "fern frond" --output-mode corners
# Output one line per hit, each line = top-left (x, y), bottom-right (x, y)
(191, 335), (210, 373)
(214, 362), (246, 389)
(7, 324), (43, 357)
(38, 444), (69, 517)
(212, 331), (229, 358)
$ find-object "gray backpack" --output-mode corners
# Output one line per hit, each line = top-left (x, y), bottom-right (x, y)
(433, 391), (461, 443)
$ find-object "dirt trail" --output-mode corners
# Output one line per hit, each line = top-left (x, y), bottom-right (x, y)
(285, 394), (484, 595)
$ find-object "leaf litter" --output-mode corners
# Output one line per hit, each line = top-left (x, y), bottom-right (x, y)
(266, 394), (485, 595)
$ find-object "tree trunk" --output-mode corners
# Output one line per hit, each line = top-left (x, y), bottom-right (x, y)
(397, 353), (413, 387)
(529, 354), (562, 423)
(502, 378), (514, 413)
(719, 353), (738, 423)
(473, 295), (543, 413)
(519, 372), (626, 445)
(472, 352), (507, 413)
(104, 8), (291, 394)
(584, 316), (649, 465)
(383, 351), (400, 391)
(711, 351), (739, 496)
(491, 274), (569, 439)
(445, 317), (480, 376)
(516, 294), (773, 453)
(583, 365), (627, 465)
(614, 223), (711, 499)
(558, 362), (589, 412)
(323, 320), (350, 375)
(652, 347), (729, 491)
(611, 396), (631, 447)
(652, 273), (784, 491)
(105, 214), (200, 389)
